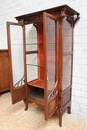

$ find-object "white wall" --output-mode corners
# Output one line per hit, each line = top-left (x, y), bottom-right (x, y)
(0, 0), (87, 119)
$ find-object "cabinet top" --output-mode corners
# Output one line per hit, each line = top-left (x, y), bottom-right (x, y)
(15, 4), (80, 23)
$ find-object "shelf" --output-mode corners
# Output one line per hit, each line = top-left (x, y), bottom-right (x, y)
(29, 89), (44, 103)
(26, 64), (44, 67)
(26, 50), (38, 55)
(27, 79), (56, 92)
(26, 64), (56, 69)
(26, 43), (56, 45)
(28, 86), (51, 103)
(27, 79), (44, 89)
(26, 43), (43, 45)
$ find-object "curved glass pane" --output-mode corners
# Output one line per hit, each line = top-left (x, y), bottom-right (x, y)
(62, 55), (71, 90)
(46, 17), (56, 94)
(62, 18), (72, 90)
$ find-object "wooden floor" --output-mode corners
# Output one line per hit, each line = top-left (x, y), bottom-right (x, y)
(0, 92), (87, 130)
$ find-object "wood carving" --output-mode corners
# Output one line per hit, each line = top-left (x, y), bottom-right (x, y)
(14, 76), (25, 87)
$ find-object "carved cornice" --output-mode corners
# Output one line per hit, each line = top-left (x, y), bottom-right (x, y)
(59, 6), (80, 27)
(60, 6), (67, 18)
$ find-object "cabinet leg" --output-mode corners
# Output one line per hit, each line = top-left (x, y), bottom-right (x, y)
(23, 99), (28, 110)
(59, 113), (62, 127)
(67, 106), (71, 114)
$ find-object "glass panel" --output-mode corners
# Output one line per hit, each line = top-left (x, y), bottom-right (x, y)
(63, 18), (72, 52)
(26, 23), (44, 83)
(27, 65), (38, 81)
(26, 54), (38, 81)
(26, 44), (38, 51)
(26, 53), (38, 65)
(62, 55), (71, 90)
(46, 17), (56, 94)
(10, 26), (24, 87)
(25, 24), (37, 82)
(26, 43), (43, 52)
(26, 24), (37, 51)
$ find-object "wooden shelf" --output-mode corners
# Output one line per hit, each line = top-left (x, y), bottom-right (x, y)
(27, 79), (44, 89)
(29, 89), (44, 102)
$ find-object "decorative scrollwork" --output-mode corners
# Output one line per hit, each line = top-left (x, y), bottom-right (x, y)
(59, 6), (80, 27)
(14, 75), (25, 87)
(60, 108), (63, 114)
(73, 16), (80, 27)
(60, 7), (67, 18)
(48, 80), (58, 100)
(48, 89), (58, 99)
(33, 23), (38, 30)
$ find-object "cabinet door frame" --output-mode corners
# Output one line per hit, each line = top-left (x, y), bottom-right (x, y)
(6, 21), (27, 104)
(43, 12), (59, 119)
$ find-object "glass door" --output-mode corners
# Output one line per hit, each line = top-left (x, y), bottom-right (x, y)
(7, 22), (27, 104)
(43, 12), (59, 119)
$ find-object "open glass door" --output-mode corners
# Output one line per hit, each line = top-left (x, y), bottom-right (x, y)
(7, 22), (27, 104)
(43, 12), (59, 119)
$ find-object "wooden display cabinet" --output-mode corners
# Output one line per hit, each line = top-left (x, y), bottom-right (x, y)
(6, 5), (80, 126)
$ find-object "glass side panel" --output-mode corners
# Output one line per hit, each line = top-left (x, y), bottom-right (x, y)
(10, 26), (24, 87)
(62, 55), (71, 90)
(26, 44), (38, 51)
(26, 43), (43, 52)
(26, 24), (38, 82)
(26, 54), (38, 81)
(46, 17), (56, 93)
(26, 53), (38, 65)
(26, 24), (37, 51)
(27, 65), (38, 81)
(63, 18), (72, 53)
(26, 23), (45, 84)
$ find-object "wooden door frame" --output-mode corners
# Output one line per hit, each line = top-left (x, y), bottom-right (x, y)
(6, 21), (27, 104)
(43, 12), (59, 120)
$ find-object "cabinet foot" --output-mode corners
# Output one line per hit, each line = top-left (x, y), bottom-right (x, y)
(23, 99), (28, 110)
(59, 113), (62, 127)
(58, 108), (63, 127)
(67, 106), (71, 114)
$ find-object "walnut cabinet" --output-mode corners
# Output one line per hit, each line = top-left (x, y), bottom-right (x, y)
(6, 5), (80, 127)
(0, 49), (10, 94)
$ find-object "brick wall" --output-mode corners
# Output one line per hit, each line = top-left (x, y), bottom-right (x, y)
(0, 0), (87, 119)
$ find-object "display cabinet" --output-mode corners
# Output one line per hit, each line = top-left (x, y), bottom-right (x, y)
(6, 5), (80, 126)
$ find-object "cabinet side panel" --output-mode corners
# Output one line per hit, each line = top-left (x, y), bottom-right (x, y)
(62, 89), (71, 107)
(37, 22), (44, 80)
